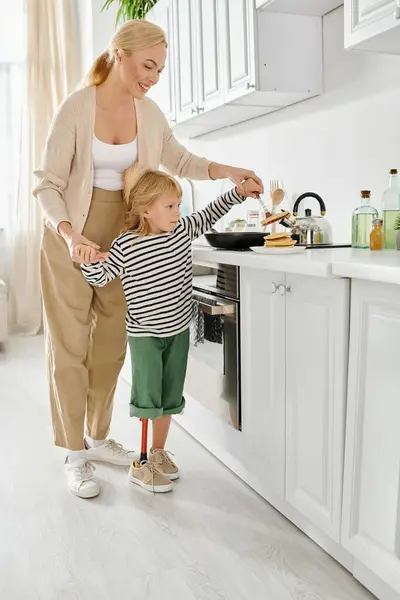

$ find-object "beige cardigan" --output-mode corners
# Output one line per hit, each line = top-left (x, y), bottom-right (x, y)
(33, 86), (211, 233)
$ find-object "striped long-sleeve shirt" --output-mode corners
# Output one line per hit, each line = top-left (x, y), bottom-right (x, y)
(81, 188), (244, 337)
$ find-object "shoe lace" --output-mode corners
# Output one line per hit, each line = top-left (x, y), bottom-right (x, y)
(141, 460), (166, 496)
(107, 439), (133, 456)
(75, 460), (95, 481)
(152, 449), (176, 467)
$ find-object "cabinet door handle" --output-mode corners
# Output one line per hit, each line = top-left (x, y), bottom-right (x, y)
(247, 83), (256, 90)
(271, 282), (278, 294)
(278, 284), (291, 295)
(197, 106), (205, 113)
(191, 108), (197, 115)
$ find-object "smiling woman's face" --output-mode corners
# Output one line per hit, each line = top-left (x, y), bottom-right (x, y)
(118, 42), (167, 99)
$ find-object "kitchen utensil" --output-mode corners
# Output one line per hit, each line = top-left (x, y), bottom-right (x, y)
(250, 246), (305, 255)
(269, 180), (278, 233)
(205, 231), (269, 250)
(271, 182), (285, 234)
(271, 188), (285, 234)
(291, 192), (333, 245)
(272, 187), (285, 209)
(270, 179), (279, 197)
(254, 193), (273, 229)
(262, 210), (291, 226)
(255, 192), (268, 210)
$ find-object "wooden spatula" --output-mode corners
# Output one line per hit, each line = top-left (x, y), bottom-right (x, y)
(271, 187), (285, 234)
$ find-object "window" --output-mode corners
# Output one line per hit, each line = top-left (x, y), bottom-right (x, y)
(0, 0), (24, 230)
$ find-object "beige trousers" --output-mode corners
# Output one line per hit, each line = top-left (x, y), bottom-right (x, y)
(40, 188), (127, 450)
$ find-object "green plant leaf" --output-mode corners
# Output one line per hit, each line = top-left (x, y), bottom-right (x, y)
(101, 0), (115, 11)
(102, 0), (159, 23)
(116, 3), (126, 24)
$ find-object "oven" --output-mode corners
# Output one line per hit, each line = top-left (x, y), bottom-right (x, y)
(186, 262), (241, 430)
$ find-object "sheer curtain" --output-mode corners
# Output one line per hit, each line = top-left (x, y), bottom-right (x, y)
(8, 0), (81, 334)
(0, 3), (24, 285)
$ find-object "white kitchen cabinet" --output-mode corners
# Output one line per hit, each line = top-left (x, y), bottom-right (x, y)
(172, 0), (198, 122)
(256, 0), (343, 15)
(223, 0), (256, 102)
(241, 269), (286, 498)
(240, 269), (349, 539)
(344, 0), (400, 54)
(146, 0), (176, 123)
(285, 274), (349, 541)
(341, 279), (400, 596)
(194, 0), (225, 112)
(148, 0), (323, 138)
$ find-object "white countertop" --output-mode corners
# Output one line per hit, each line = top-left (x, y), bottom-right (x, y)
(331, 249), (400, 285)
(192, 244), (400, 284)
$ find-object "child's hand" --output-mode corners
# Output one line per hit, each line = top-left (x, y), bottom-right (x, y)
(95, 251), (110, 262)
(78, 245), (110, 263)
(238, 177), (263, 199)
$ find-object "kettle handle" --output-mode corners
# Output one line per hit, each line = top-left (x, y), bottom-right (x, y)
(293, 192), (326, 217)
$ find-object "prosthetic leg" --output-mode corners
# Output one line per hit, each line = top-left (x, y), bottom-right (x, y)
(139, 418), (149, 463)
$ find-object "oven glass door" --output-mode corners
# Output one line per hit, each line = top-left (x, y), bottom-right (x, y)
(192, 264), (239, 300)
(186, 291), (240, 430)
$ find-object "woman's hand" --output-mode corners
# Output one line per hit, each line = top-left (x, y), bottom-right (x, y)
(209, 162), (264, 197)
(239, 178), (263, 199)
(58, 221), (106, 263)
(73, 242), (109, 264)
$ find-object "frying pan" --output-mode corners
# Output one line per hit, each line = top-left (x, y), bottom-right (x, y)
(204, 231), (269, 250)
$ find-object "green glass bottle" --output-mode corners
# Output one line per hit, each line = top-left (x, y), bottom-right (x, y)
(352, 191), (379, 249)
(382, 169), (400, 249)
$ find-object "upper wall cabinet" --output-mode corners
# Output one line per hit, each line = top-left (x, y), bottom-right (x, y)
(147, 0), (324, 138)
(344, 0), (400, 54)
(194, 0), (225, 113)
(256, 0), (343, 15)
(172, 0), (199, 123)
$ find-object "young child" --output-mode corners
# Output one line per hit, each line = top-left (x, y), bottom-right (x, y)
(81, 170), (262, 493)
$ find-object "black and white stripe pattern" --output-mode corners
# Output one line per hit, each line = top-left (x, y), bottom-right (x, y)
(81, 188), (244, 337)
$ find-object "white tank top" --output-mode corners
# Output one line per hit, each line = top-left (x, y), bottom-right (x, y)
(92, 135), (138, 191)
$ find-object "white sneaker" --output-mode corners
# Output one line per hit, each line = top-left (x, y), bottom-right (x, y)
(85, 438), (138, 466)
(65, 459), (100, 499)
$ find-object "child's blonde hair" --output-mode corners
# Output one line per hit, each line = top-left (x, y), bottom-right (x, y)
(125, 170), (182, 236)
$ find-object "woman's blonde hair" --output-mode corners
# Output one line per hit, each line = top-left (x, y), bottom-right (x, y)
(85, 19), (167, 87)
(125, 170), (182, 236)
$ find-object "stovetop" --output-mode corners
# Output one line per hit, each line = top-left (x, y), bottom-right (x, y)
(301, 243), (351, 249)
(223, 243), (352, 252)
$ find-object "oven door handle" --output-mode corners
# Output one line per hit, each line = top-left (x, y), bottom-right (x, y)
(194, 295), (236, 316)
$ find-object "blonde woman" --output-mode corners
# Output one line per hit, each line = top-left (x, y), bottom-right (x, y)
(34, 19), (263, 499)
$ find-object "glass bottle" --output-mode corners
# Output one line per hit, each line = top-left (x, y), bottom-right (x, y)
(352, 191), (379, 249)
(382, 169), (400, 249)
(370, 219), (383, 250)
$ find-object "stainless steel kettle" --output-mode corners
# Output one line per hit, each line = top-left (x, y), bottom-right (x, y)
(290, 192), (332, 246)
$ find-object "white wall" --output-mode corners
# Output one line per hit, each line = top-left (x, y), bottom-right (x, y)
(77, 0), (118, 76)
(185, 7), (400, 243)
